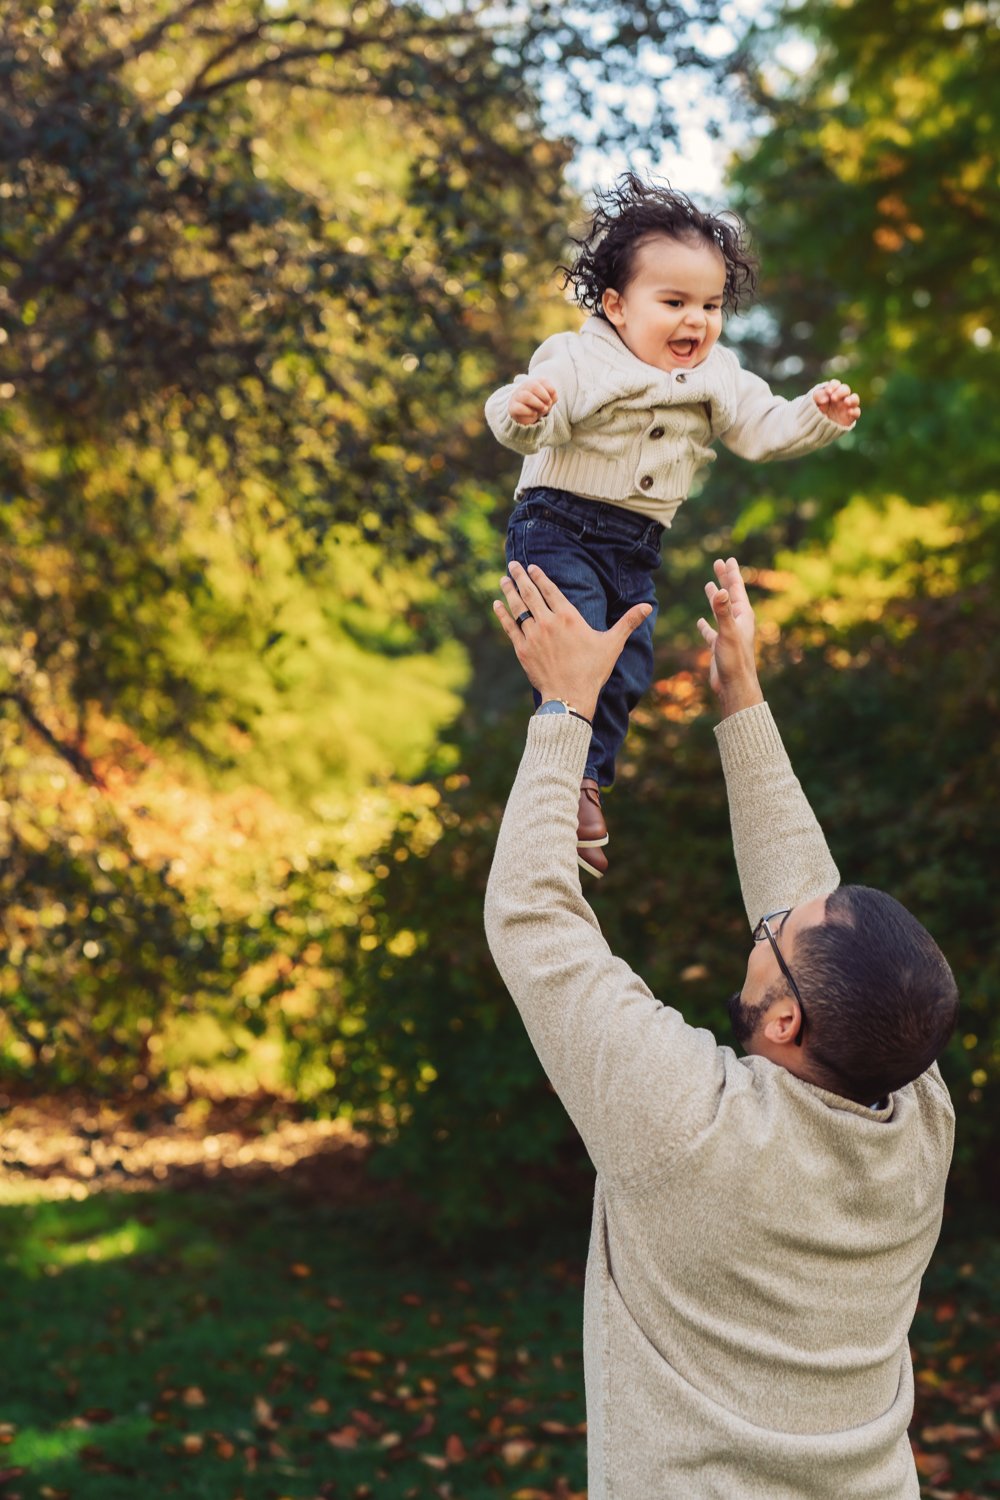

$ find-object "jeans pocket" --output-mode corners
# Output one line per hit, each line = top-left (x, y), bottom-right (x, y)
(617, 538), (662, 603)
(507, 516), (570, 574)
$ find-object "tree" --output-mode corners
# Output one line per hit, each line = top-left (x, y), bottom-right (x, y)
(721, 0), (1000, 1192)
(0, 0), (732, 1089)
(323, 0), (1000, 1227)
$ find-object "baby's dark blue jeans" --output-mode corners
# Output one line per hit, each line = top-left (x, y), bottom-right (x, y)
(505, 487), (663, 788)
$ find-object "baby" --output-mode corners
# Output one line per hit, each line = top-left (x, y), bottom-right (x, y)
(485, 173), (860, 878)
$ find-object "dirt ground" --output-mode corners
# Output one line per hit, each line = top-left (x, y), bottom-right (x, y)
(0, 1090), (374, 1204)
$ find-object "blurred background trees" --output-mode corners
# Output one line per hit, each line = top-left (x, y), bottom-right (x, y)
(1, 0), (996, 1234)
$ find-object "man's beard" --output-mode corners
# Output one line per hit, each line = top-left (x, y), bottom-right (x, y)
(727, 990), (769, 1047)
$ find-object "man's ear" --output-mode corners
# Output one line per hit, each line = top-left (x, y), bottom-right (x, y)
(763, 1002), (801, 1048)
(602, 287), (625, 326)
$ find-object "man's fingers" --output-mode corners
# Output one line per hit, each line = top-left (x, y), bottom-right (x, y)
(711, 588), (731, 622)
(512, 558), (551, 615)
(718, 557), (748, 610)
(492, 599), (521, 645)
(612, 602), (654, 644)
(520, 562), (570, 613)
(499, 573), (533, 621)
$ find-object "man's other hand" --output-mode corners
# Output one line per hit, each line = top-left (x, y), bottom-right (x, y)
(494, 561), (652, 722)
(696, 557), (764, 720)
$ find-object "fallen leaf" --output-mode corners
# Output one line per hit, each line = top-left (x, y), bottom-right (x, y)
(502, 1439), (536, 1464)
(444, 1434), (466, 1462)
(327, 1425), (361, 1450)
(914, 1449), (950, 1479)
(350, 1409), (383, 1435)
(253, 1396), (277, 1430)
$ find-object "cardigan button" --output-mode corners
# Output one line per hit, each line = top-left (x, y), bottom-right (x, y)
(649, 426), (664, 439)
(639, 475), (653, 490)
(675, 373), (687, 383)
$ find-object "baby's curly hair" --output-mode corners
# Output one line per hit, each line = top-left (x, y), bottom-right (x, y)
(560, 172), (758, 316)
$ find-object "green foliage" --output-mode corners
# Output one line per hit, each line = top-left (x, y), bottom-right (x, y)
(723, 0), (1000, 1192)
(0, 2), (731, 1097)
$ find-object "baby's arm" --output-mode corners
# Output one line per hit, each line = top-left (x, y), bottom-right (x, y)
(484, 336), (580, 455)
(718, 358), (859, 463)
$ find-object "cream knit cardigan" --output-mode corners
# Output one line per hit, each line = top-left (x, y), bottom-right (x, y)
(485, 316), (849, 526)
(484, 705), (953, 1499)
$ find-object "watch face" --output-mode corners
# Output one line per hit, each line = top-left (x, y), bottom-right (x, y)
(537, 700), (568, 715)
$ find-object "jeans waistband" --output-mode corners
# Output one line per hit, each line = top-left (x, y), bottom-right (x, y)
(515, 487), (664, 547)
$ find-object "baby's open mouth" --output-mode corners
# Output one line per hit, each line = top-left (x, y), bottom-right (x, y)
(669, 339), (699, 359)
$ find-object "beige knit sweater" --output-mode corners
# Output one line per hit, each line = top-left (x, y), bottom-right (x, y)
(484, 705), (954, 1499)
(484, 316), (849, 526)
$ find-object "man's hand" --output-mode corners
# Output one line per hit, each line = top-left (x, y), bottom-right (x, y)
(696, 557), (764, 720)
(508, 378), (558, 426)
(494, 561), (652, 721)
(812, 379), (861, 427)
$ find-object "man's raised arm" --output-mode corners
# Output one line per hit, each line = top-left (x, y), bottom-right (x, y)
(484, 563), (728, 1187)
(697, 558), (840, 929)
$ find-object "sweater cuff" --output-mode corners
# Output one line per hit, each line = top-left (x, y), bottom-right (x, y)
(494, 411), (553, 453)
(713, 701), (785, 774)
(522, 712), (592, 778)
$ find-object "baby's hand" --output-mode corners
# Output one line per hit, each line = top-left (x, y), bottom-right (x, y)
(509, 378), (558, 426)
(813, 379), (861, 427)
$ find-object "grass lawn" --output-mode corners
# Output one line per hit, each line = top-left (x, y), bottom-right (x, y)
(0, 1177), (996, 1499)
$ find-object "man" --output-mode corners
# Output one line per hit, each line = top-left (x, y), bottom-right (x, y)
(484, 556), (957, 1500)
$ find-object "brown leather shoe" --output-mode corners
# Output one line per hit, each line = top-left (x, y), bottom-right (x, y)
(577, 778), (609, 848)
(577, 843), (609, 879)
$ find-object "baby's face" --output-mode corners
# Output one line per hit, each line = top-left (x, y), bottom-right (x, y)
(601, 234), (726, 374)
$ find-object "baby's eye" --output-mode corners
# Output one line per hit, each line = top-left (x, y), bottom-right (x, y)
(705, 303), (721, 311)
(662, 299), (683, 307)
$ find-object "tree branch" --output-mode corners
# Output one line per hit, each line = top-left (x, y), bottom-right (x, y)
(0, 691), (105, 788)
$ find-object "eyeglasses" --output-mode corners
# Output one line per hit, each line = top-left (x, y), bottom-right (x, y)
(753, 908), (805, 1047)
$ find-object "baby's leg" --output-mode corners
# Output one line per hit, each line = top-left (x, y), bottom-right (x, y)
(592, 590), (658, 786)
(505, 489), (612, 785)
(586, 527), (662, 788)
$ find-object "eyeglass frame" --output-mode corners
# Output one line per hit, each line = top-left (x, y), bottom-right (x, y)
(752, 908), (806, 1047)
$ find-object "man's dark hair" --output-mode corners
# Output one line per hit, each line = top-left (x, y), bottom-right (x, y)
(794, 886), (958, 1103)
(559, 172), (758, 316)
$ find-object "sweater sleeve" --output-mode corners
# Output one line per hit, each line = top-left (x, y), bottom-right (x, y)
(718, 360), (853, 463)
(483, 335), (581, 456)
(484, 714), (728, 1189)
(714, 702), (841, 929)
